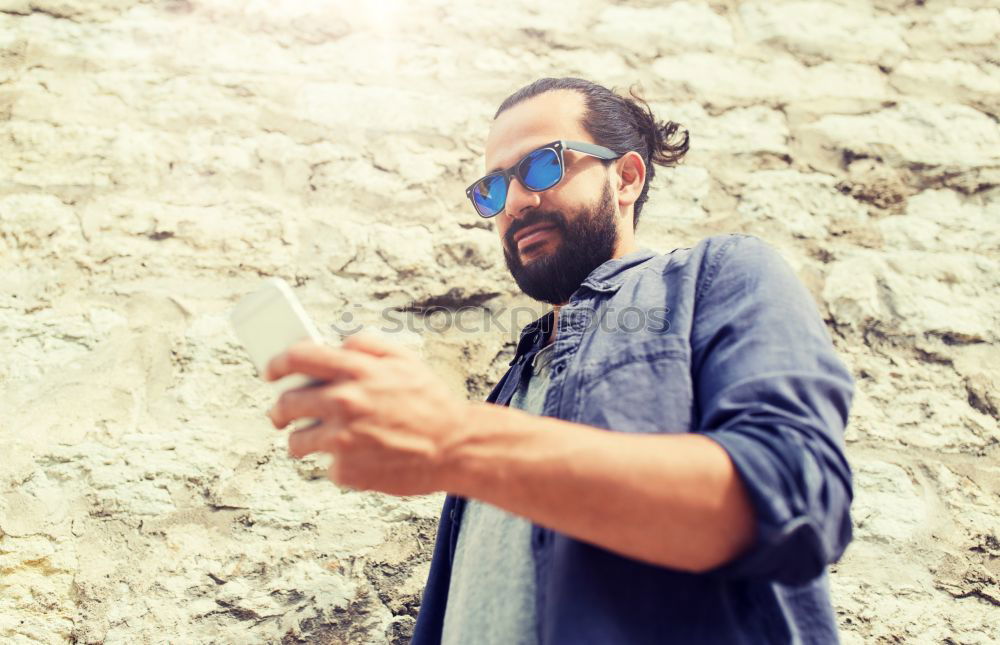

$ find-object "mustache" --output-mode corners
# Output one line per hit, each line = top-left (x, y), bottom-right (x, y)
(505, 212), (565, 247)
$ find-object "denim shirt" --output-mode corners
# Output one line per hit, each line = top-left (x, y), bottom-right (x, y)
(411, 233), (855, 645)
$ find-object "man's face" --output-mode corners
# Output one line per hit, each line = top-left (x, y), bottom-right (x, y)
(485, 90), (625, 305)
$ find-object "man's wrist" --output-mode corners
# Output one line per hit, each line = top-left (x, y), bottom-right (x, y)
(434, 400), (531, 497)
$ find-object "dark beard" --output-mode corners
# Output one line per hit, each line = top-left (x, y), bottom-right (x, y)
(502, 182), (619, 305)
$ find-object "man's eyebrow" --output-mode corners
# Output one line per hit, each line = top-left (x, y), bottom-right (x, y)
(485, 144), (532, 175)
(485, 140), (554, 175)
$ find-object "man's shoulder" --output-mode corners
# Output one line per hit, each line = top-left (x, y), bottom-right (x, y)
(640, 232), (768, 264)
(634, 233), (776, 286)
(622, 234), (805, 322)
(692, 233), (785, 292)
(685, 232), (773, 265)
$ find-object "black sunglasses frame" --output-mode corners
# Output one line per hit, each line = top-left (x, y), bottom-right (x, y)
(465, 140), (622, 218)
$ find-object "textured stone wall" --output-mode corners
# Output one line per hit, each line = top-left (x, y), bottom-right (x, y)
(1, 0), (998, 643)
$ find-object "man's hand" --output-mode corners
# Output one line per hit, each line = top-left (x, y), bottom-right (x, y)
(264, 330), (470, 496)
(263, 331), (755, 572)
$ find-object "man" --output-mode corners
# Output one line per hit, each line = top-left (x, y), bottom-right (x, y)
(264, 77), (855, 644)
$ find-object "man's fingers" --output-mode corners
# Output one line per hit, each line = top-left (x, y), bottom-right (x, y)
(287, 420), (330, 459)
(269, 384), (323, 429)
(341, 329), (417, 360)
(265, 341), (374, 383)
(270, 382), (370, 431)
(288, 420), (356, 459)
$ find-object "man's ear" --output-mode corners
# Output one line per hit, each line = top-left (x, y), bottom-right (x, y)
(614, 151), (646, 211)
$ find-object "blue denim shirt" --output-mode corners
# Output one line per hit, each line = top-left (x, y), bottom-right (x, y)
(412, 233), (855, 644)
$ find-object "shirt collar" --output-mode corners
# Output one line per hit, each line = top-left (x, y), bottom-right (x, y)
(580, 246), (659, 292)
(507, 246), (659, 365)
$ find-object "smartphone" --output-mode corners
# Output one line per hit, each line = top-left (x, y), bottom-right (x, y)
(229, 277), (326, 391)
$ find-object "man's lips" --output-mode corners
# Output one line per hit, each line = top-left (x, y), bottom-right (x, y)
(516, 225), (557, 252)
(513, 223), (557, 243)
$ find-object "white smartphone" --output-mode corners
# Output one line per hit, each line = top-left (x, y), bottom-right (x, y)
(229, 277), (326, 391)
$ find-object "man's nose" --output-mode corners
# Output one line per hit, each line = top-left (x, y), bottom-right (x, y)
(503, 176), (542, 220)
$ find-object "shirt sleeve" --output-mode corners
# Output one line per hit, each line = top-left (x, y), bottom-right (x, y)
(690, 234), (855, 585)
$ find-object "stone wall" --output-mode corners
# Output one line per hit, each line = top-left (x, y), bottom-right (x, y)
(1, 0), (997, 642)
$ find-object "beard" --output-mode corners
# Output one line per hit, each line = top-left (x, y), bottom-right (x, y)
(502, 181), (619, 305)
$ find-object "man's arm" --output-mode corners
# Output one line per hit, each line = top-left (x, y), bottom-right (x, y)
(264, 234), (852, 583)
(440, 234), (854, 582)
(437, 404), (757, 574)
(688, 235), (854, 584)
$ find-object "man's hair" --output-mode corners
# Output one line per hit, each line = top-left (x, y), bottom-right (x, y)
(494, 77), (689, 230)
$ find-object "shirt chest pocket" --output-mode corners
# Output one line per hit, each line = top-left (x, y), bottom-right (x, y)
(572, 335), (694, 434)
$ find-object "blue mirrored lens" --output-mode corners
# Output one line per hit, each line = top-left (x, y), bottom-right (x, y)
(521, 148), (561, 190)
(473, 173), (507, 216)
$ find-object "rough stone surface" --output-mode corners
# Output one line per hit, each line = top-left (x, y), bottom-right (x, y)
(594, 2), (735, 54)
(1, 1), (998, 643)
(740, 0), (909, 66)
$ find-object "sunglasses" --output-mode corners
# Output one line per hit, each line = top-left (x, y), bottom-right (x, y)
(465, 140), (621, 218)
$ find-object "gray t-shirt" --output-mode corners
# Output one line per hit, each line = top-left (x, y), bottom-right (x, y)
(440, 341), (556, 645)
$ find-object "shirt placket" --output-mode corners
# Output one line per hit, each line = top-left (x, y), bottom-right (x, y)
(532, 296), (596, 644)
(541, 297), (595, 419)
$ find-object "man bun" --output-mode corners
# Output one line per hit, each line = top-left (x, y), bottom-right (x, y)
(622, 84), (690, 168)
